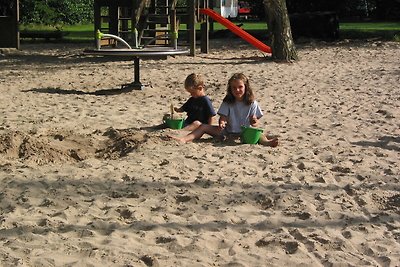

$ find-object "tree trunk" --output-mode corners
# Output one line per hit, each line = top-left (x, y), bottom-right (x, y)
(263, 0), (298, 62)
(135, 0), (151, 25)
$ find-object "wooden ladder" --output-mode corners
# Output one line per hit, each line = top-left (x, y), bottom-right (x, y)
(139, 0), (179, 47)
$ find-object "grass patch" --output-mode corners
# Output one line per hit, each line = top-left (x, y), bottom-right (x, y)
(339, 22), (400, 40)
(212, 21), (268, 31)
(20, 23), (94, 43)
(62, 24), (94, 41)
(19, 21), (400, 43)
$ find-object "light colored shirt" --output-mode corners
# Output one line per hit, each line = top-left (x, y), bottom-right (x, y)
(218, 101), (263, 133)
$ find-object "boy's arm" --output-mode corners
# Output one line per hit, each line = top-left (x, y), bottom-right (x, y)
(174, 107), (183, 113)
(205, 97), (216, 125)
(175, 98), (191, 113)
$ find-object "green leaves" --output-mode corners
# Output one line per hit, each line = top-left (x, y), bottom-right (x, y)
(20, 0), (94, 25)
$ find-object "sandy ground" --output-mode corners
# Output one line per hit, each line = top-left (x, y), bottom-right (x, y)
(0, 38), (399, 267)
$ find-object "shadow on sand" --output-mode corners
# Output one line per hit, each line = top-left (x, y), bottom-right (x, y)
(22, 86), (137, 96)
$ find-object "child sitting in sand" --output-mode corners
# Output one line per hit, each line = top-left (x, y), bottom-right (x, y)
(169, 73), (278, 147)
(172, 73), (216, 131)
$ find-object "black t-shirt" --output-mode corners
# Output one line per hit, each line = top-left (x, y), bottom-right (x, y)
(182, 96), (216, 124)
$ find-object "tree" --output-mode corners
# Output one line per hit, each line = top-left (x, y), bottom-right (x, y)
(134, 0), (151, 25)
(376, 0), (400, 20)
(263, 0), (298, 61)
(19, 0), (93, 25)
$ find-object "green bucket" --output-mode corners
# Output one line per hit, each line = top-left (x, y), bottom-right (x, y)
(241, 126), (264, 144)
(164, 117), (184, 129)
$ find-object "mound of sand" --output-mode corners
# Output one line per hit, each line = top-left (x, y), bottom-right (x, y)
(0, 127), (155, 164)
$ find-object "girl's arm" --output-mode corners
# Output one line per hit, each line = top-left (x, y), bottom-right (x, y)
(219, 115), (228, 130)
(208, 115), (215, 125)
(250, 101), (263, 127)
(250, 115), (260, 127)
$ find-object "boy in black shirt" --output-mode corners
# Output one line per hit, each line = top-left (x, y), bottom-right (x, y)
(174, 73), (216, 131)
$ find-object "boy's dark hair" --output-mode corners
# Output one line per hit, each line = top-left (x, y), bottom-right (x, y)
(184, 73), (205, 89)
(223, 73), (255, 105)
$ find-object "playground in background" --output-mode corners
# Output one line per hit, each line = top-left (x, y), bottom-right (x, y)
(91, 0), (271, 55)
(1, 0), (271, 55)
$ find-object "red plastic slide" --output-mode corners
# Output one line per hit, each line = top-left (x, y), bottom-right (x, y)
(200, 8), (272, 54)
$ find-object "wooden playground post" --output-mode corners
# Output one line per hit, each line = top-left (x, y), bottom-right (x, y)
(188, 0), (210, 56)
(0, 0), (19, 49)
(200, 0), (209, 53)
(94, 0), (101, 44)
(109, 2), (119, 36)
(170, 8), (178, 49)
(188, 0), (196, 56)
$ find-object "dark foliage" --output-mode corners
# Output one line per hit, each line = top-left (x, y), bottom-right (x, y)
(14, 0), (400, 25)
(242, 0), (400, 21)
(19, 0), (94, 25)
(0, 0), (16, 16)
(290, 12), (340, 40)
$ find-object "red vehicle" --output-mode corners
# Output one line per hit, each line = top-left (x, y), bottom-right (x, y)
(238, 1), (254, 20)
(238, 1), (251, 15)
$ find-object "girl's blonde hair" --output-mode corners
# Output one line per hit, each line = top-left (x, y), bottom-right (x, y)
(223, 73), (255, 105)
(184, 73), (204, 89)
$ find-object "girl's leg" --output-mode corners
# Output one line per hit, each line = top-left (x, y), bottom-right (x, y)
(259, 135), (279, 147)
